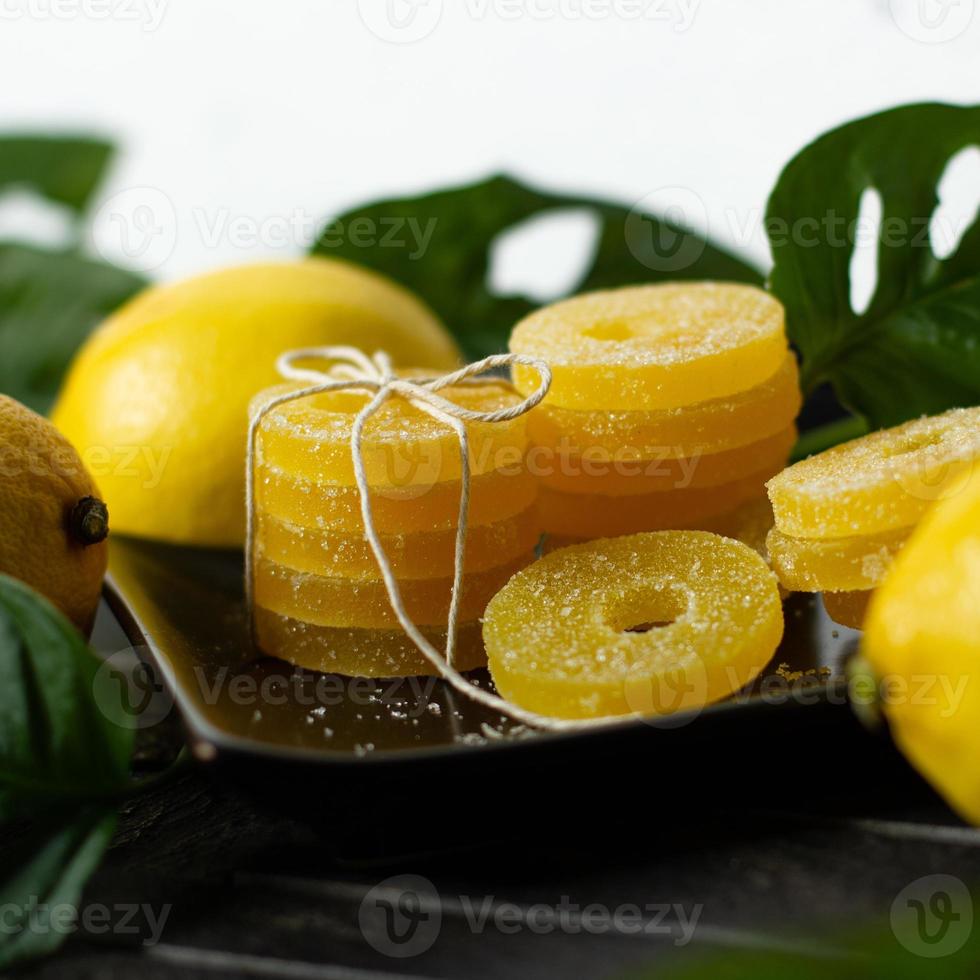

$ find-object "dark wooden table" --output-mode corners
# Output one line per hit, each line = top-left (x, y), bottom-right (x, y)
(13, 607), (980, 979)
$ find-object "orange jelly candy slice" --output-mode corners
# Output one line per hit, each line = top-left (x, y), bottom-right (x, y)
(253, 376), (527, 488)
(510, 283), (788, 411)
(254, 607), (487, 677)
(767, 407), (980, 539)
(253, 553), (533, 629)
(767, 526), (910, 593)
(537, 426), (795, 496)
(255, 505), (540, 580)
(483, 531), (783, 720)
(527, 354), (801, 458)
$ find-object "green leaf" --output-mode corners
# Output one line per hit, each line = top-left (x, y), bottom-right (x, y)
(0, 574), (133, 805)
(0, 807), (117, 969)
(312, 174), (763, 359)
(0, 243), (145, 413)
(0, 135), (114, 215)
(767, 102), (980, 428)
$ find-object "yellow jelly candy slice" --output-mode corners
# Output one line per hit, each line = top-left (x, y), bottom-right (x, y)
(253, 377), (527, 487)
(483, 531), (783, 720)
(255, 464), (537, 534)
(537, 426), (795, 496)
(767, 526), (910, 593)
(253, 553), (533, 629)
(822, 590), (872, 630)
(538, 469), (774, 539)
(862, 473), (980, 823)
(527, 354), (801, 458)
(254, 606), (487, 677)
(510, 283), (788, 411)
(256, 505), (539, 581)
(767, 407), (980, 539)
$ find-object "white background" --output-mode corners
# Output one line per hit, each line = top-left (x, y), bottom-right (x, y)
(0, 0), (978, 288)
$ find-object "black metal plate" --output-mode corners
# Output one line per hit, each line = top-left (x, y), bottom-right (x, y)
(105, 536), (918, 855)
(105, 535), (864, 761)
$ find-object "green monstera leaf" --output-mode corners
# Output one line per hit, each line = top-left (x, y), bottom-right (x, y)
(767, 102), (980, 429)
(312, 173), (763, 360)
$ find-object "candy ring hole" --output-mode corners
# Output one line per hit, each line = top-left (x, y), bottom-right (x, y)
(582, 319), (636, 342)
(881, 432), (944, 459)
(609, 586), (691, 635)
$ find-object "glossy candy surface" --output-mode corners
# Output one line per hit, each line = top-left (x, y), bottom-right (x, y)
(483, 531), (783, 720)
(510, 283), (787, 411)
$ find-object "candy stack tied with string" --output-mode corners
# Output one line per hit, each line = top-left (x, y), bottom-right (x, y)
(247, 347), (549, 678)
(508, 283), (801, 543)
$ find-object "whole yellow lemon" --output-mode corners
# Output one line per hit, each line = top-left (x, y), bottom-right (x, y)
(51, 259), (460, 547)
(862, 471), (980, 824)
(0, 395), (109, 634)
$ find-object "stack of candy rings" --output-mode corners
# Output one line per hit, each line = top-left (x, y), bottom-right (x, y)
(249, 369), (540, 676)
(509, 283), (801, 543)
(766, 407), (980, 628)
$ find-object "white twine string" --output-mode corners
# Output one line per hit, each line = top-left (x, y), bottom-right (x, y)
(245, 346), (620, 733)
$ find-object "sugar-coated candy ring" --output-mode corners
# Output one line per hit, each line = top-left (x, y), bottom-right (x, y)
(255, 505), (539, 581)
(510, 283), (787, 411)
(253, 375), (527, 488)
(537, 426), (795, 496)
(253, 553), (533, 629)
(254, 607), (487, 677)
(767, 407), (980, 539)
(255, 464), (537, 534)
(527, 354), (801, 458)
(823, 590), (872, 630)
(538, 468), (774, 538)
(767, 526), (909, 593)
(483, 531), (784, 720)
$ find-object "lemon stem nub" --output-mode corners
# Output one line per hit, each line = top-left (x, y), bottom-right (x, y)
(70, 497), (109, 546)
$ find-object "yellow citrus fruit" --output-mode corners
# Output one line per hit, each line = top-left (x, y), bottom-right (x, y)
(0, 396), (109, 634)
(863, 474), (980, 824)
(51, 259), (461, 547)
